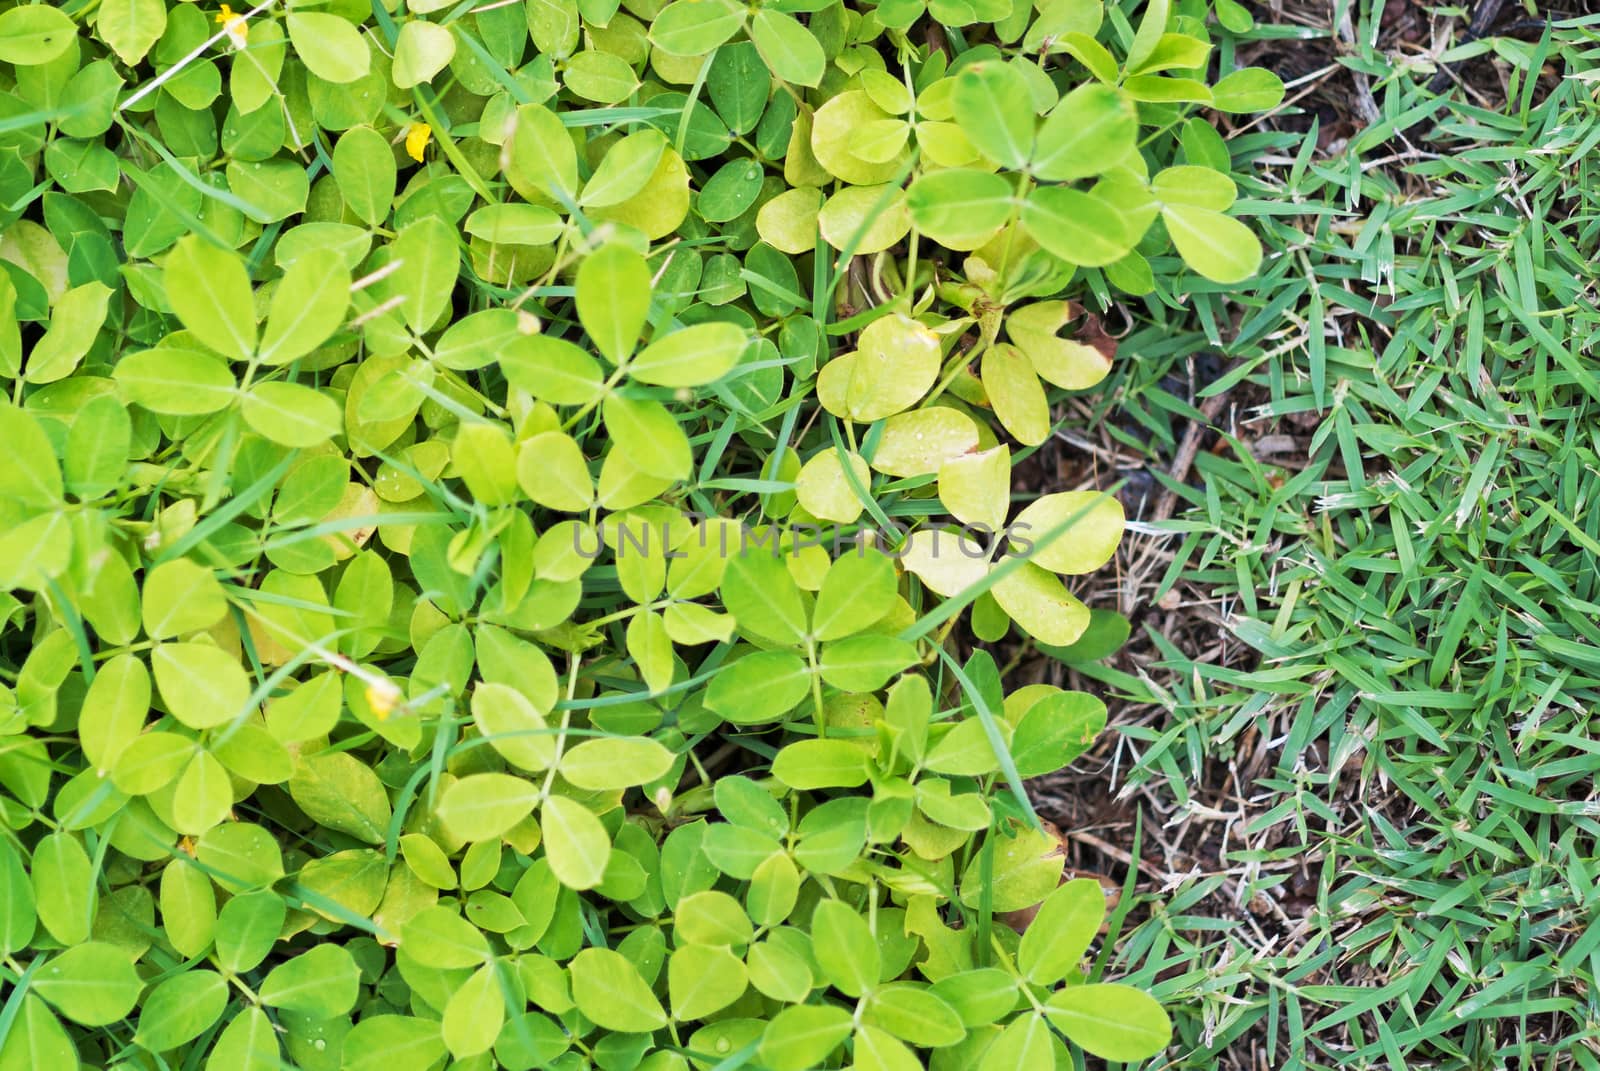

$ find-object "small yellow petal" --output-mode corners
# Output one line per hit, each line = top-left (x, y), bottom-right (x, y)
(216, 5), (247, 47)
(365, 683), (398, 720)
(405, 123), (432, 163)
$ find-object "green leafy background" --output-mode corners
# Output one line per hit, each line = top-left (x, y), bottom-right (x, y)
(0, 0), (1279, 1067)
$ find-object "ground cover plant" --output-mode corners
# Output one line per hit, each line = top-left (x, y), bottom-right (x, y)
(0, 0), (1284, 1068)
(1033, 2), (1600, 1067)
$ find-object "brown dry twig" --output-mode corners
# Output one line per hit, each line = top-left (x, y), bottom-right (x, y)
(1427, 0), (1508, 93)
(1335, 8), (1382, 127)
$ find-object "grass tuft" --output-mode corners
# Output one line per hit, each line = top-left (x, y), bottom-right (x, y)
(1046, 6), (1600, 1067)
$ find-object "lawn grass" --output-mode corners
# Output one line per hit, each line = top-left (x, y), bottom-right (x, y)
(1062, 5), (1600, 1067)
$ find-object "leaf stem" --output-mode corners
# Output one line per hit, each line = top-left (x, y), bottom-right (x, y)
(806, 637), (826, 738)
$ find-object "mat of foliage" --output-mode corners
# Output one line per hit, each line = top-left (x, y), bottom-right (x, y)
(0, 0), (1277, 1067)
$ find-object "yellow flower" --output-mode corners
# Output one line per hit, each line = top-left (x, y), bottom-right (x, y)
(215, 4), (249, 49)
(404, 122), (432, 163)
(365, 683), (400, 721)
